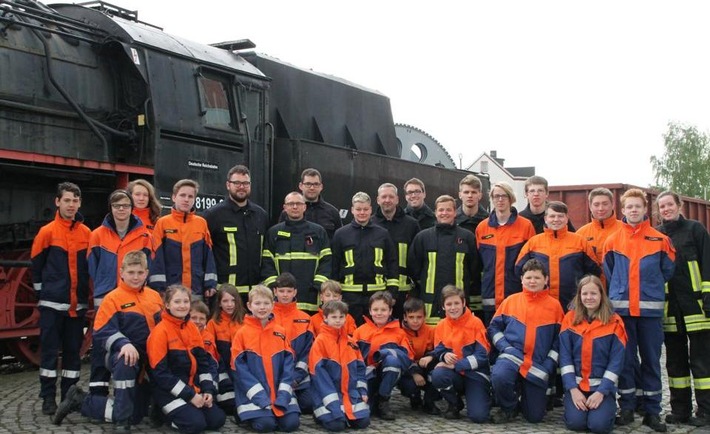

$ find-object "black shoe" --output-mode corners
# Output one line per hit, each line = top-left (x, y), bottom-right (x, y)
(409, 395), (423, 410)
(377, 397), (395, 421)
(423, 401), (442, 416)
(664, 413), (690, 424)
(113, 420), (131, 433)
(615, 409), (635, 426)
(148, 401), (163, 428)
(636, 402), (647, 417)
(443, 401), (461, 420)
(491, 408), (517, 424)
(689, 414), (710, 427)
(642, 414), (667, 432)
(42, 397), (57, 415)
(52, 385), (86, 425)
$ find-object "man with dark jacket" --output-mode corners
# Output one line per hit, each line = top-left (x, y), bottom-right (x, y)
(403, 178), (436, 230)
(372, 183), (420, 319)
(280, 168), (342, 240)
(204, 165), (269, 299)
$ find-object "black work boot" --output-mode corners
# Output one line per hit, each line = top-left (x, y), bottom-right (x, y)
(409, 394), (423, 410)
(443, 400), (461, 420)
(615, 408), (635, 426)
(113, 419), (131, 433)
(52, 385), (86, 425)
(42, 396), (57, 415)
(377, 396), (395, 420)
(642, 414), (667, 432)
(664, 413), (690, 424)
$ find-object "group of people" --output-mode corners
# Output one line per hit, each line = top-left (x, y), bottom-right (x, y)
(29, 165), (710, 433)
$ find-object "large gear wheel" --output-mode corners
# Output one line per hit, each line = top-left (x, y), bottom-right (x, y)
(394, 124), (457, 168)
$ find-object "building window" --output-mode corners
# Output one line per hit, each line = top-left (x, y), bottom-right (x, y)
(480, 160), (489, 173)
(197, 74), (236, 130)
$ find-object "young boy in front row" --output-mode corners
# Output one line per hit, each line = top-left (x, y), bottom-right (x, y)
(399, 297), (440, 415)
(272, 272), (315, 413)
(310, 280), (357, 337)
(309, 300), (370, 431)
(190, 301), (220, 365)
(231, 285), (300, 433)
(488, 258), (564, 424)
(353, 291), (414, 421)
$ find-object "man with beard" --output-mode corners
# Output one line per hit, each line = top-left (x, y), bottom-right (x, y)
(372, 183), (420, 319)
(204, 165), (269, 301)
(280, 168), (342, 240)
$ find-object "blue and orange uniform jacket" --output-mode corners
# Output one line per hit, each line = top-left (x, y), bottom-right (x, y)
(603, 218), (676, 317)
(148, 311), (218, 412)
(431, 308), (490, 380)
(88, 213), (153, 300)
(402, 320), (435, 372)
(476, 208), (535, 314)
(310, 308), (357, 337)
(309, 322), (370, 423)
(353, 317), (414, 375)
(576, 213), (622, 265)
(559, 310), (627, 395)
(31, 211), (91, 316)
(488, 287), (564, 389)
(199, 326), (220, 367)
(132, 207), (156, 235)
(273, 302), (314, 390)
(205, 312), (242, 385)
(149, 208), (217, 296)
(230, 315), (300, 421)
(92, 280), (163, 369)
(516, 226), (601, 311)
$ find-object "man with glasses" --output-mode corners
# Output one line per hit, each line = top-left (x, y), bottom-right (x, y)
(404, 178), (436, 229)
(204, 165), (269, 300)
(519, 176), (575, 234)
(262, 192), (331, 313)
(280, 168), (342, 240)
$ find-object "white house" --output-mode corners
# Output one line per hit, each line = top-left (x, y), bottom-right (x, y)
(466, 150), (534, 211)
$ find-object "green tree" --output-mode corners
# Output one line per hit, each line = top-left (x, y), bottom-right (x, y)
(651, 122), (710, 199)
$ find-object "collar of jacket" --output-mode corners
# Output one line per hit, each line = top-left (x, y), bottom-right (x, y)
(446, 306), (473, 325)
(375, 205), (406, 221)
(102, 212), (142, 233)
(116, 279), (146, 295)
(456, 205), (488, 221)
(522, 286), (551, 300)
(406, 204), (434, 218)
(162, 309), (190, 328)
(488, 206), (521, 227)
(592, 212), (619, 229)
(660, 214), (685, 231)
(170, 207), (195, 223)
(243, 313), (275, 328)
(284, 217), (307, 227)
(273, 301), (299, 314)
(54, 210), (85, 229)
(435, 222), (457, 231)
(543, 225), (569, 238)
(349, 219), (373, 229)
(363, 315), (399, 329)
(320, 321), (349, 340)
(621, 216), (650, 234)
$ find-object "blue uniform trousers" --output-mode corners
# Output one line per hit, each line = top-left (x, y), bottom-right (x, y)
(165, 402), (226, 434)
(39, 308), (84, 400)
(431, 368), (491, 422)
(563, 390), (616, 434)
(321, 416), (370, 432)
(618, 316), (663, 415)
(248, 412), (300, 433)
(491, 359), (548, 422)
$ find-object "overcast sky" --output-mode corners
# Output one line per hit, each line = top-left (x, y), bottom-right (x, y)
(113, 0), (710, 188)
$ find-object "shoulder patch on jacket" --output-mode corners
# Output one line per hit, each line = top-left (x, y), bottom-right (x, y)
(481, 234), (494, 240)
(645, 236), (663, 241)
(294, 319), (310, 324)
(164, 229), (177, 234)
(273, 331), (286, 340)
(121, 302), (136, 309)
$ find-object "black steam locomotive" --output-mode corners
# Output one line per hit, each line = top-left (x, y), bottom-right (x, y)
(0, 0), (484, 363)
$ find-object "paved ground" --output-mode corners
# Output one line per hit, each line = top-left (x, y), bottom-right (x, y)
(0, 359), (707, 434)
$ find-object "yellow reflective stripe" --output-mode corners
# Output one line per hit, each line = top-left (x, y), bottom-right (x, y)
(314, 274), (328, 284)
(341, 283), (386, 292)
(685, 321), (710, 332)
(297, 301), (320, 312)
(669, 376), (691, 388)
(345, 250), (355, 268)
(469, 295), (482, 311)
(689, 261), (702, 292)
(235, 285), (250, 294)
(226, 231), (237, 267)
(455, 252), (465, 289)
(424, 303), (433, 320)
(375, 274), (384, 286)
(263, 276), (277, 286)
(272, 252), (319, 260)
(398, 243), (407, 268)
(262, 250), (274, 259)
(319, 248), (332, 259)
(694, 378), (710, 390)
(374, 247), (383, 268)
(277, 231), (291, 238)
(424, 302), (440, 325)
(703, 280), (710, 294)
(386, 278), (399, 287)
(344, 274), (354, 286)
(426, 252), (436, 295)
(398, 275), (409, 288)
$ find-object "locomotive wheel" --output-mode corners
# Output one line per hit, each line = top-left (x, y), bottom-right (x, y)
(3, 251), (94, 366)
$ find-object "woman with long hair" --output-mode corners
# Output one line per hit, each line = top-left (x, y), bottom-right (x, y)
(127, 179), (161, 233)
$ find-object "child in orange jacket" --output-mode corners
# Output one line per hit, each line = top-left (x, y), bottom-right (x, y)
(430, 285), (491, 422)
(309, 280), (357, 337)
(272, 272), (315, 413)
(231, 285), (300, 432)
(353, 291), (414, 421)
(399, 297), (440, 415)
(190, 300), (219, 364)
(205, 284), (245, 415)
(309, 300), (370, 431)
(148, 285), (225, 433)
